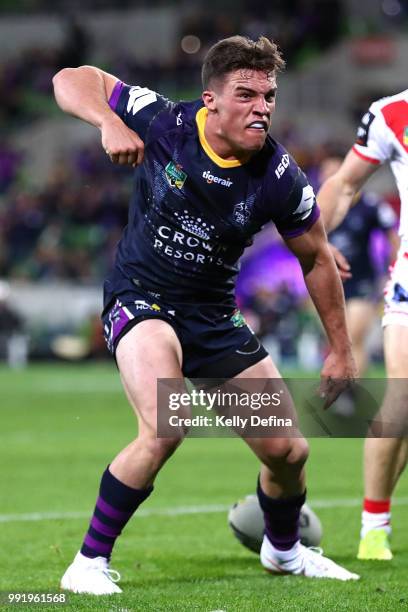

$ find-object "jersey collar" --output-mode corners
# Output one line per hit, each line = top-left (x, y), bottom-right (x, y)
(195, 107), (243, 169)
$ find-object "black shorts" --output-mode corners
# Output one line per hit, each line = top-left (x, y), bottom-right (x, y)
(102, 284), (268, 379)
(343, 277), (376, 301)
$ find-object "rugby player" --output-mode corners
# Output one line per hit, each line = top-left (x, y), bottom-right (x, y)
(53, 36), (358, 594)
(318, 90), (408, 560)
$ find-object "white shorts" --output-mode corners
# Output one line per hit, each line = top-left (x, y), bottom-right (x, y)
(383, 248), (408, 328)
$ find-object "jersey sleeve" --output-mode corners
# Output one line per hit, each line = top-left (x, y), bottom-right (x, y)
(352, 101), (393, 165)
(270, 156), (320, 239)
(108, 81), (175, 143)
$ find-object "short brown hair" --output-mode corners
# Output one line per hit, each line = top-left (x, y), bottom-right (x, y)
(202, 35), (285, 89)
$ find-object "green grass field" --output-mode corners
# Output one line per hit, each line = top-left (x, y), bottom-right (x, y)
(0, 364), (407, 612)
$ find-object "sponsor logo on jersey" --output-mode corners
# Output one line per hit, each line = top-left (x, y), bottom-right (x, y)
(404, 126), (408, 146)
(134, 300), (150, 310)
(165, 161), (187, 189)
(134, 300), (161, 312)
(173, 210), (214, 240)
(202, 170), (233, 187)
(153, 213), (224, 266)
(147, 289), (161, 299)
(275, 153), (290, 179)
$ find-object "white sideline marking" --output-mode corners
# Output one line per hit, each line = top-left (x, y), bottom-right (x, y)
(12, 381), (122, 394)
(1, 497), (408, 524)
(0, 505), (229, 523)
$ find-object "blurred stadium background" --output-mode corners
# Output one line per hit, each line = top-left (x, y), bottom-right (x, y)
(0, 0), (407, 367)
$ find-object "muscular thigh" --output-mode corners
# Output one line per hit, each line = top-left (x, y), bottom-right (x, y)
(116, 319), (184, 434)
(234, 354), (281, 379)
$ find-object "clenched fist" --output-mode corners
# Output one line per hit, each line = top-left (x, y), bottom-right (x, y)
(101, 114), (145, 167)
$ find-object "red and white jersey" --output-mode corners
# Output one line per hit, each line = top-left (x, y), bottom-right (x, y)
(353, 89), (408, 245)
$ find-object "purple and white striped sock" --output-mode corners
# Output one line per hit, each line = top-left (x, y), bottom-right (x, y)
(81, 467), (153, 560)
(257, 479), (306, 551)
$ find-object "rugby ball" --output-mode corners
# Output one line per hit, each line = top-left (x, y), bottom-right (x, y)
(228, 494), (322, 553)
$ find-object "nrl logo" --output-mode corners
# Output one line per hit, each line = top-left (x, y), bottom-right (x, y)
(165, 161), (187, 189)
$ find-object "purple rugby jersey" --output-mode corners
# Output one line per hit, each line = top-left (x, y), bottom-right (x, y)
(104, 81), (320, 304)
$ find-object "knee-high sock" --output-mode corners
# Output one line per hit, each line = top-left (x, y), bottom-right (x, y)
(81, 467), (153, 560)
(257, 479), (306, 551)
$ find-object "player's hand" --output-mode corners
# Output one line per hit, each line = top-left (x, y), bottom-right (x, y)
(100, 114), (145, 166)
(329, 243), (352, 281)
(319, 350), (356, 410)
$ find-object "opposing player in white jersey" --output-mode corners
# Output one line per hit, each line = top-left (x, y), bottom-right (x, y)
(318, 90), (408, 561)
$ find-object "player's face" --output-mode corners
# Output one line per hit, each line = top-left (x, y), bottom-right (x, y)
(203, 69), (277, 159)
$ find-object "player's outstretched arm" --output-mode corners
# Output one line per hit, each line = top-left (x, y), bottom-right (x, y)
(285, 217), (356, 408)
(317, 149), (378, 232)
(52, 66), (144, 165)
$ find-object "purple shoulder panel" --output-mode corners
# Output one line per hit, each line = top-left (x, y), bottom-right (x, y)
(108, 81), (124, 111)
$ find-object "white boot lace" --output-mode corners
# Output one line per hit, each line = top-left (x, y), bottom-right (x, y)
(307, 546), (323, 555)
(103, 568), (121, 583)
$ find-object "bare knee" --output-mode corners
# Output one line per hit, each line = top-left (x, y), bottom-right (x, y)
(260, 437), (309, 468)
(287, 437), (309, 465)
